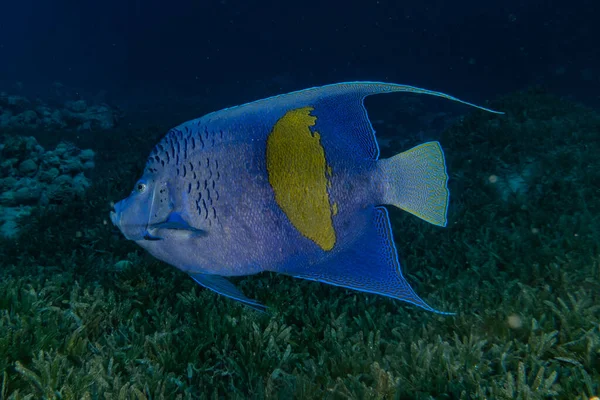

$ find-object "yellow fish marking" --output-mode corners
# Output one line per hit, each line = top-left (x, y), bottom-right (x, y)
(266, 107), (336, 251)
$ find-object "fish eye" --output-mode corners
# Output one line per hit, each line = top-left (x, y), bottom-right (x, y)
(136, 181), (147, 193)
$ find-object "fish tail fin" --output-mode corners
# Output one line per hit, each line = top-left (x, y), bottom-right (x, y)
(378, 141), (449, 227)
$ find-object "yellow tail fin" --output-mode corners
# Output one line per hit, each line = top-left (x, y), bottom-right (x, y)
(379, 141), (449, 226)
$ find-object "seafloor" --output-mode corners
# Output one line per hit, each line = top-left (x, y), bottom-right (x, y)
(0, 88), (598, 399)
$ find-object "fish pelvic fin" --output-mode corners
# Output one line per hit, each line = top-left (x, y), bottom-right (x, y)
(378, 141), (449, 227)
(189, 273), (267, 312)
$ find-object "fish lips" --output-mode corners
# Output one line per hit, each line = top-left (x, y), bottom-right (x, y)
(110, 200), (124, 228)
(110, 200), (162, 242)
(110, 200), (140, 241)
(109, 209), (119, 227)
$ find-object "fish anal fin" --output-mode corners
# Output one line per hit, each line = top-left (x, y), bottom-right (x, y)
(279, 206), (453, 314)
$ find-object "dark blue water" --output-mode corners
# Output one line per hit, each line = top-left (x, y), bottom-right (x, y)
(1, 0), (597, 108)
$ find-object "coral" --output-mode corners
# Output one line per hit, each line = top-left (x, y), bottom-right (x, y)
(0, 135), (95, 237)
(62, 101), (117, 131)
(0, 91), (118, 132)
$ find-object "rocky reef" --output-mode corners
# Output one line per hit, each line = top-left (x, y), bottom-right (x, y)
(0, 92), (118, 132)
(0, 135), (95, 237)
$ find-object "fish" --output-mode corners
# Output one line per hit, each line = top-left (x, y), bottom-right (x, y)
(110, 82), (501, 314)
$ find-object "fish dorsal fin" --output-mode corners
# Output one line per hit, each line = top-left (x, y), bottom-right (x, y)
(199, 81), (502, 161)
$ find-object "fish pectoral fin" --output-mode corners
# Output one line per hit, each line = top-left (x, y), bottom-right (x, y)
(143, 231), (163, 241)
(149, 212), (207, 237)
(189, 273), (266, 312)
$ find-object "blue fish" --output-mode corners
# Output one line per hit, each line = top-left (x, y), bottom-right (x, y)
(110, 82), (500, 313)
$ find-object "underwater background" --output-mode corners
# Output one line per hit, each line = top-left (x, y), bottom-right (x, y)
(0, 0), (599, 399)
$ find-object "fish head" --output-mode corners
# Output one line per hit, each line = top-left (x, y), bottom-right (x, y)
(110, 172), (172, 242)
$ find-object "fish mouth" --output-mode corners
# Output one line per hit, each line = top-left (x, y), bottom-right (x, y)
(109, 207), (119, 227)
(109, 203), (159, 241)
